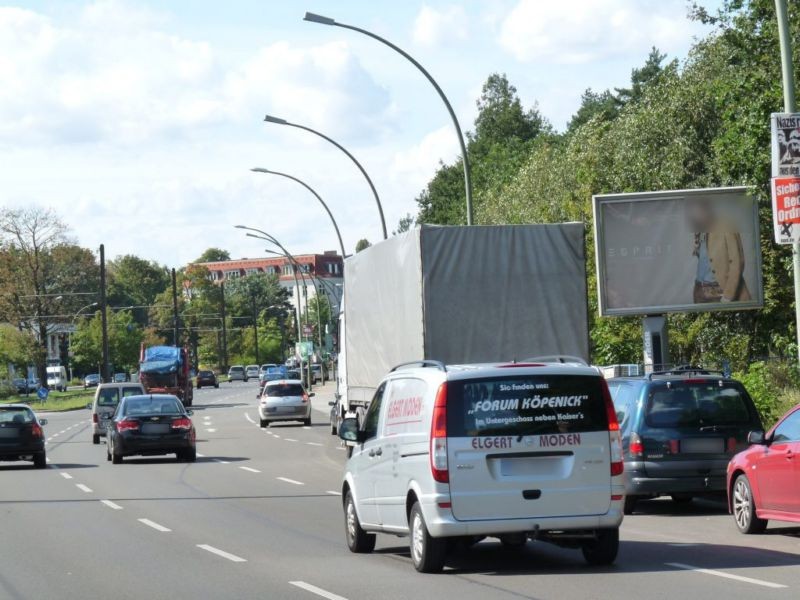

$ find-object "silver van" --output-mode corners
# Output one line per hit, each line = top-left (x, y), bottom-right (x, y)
(91, 383), (145, 444)
(338, 361), (625, 573)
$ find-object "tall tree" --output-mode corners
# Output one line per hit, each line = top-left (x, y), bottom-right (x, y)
(355, 239), (372, 253)
(195, 247), (231, 263)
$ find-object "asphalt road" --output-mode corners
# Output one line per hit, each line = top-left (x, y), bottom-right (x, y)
(1, 382), (798, 600)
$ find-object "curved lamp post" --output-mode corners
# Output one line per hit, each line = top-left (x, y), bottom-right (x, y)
(264, 114), (387, 240)
(250, 167), (347, 259)
(303, 11), (473, 226)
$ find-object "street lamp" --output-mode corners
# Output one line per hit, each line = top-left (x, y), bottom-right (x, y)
(250, 167), (347, 259)
(263, 114), (387, 240)
(303, 11), (474, 226)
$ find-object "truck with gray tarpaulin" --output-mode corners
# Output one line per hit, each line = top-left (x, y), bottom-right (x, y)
(334, 224), (590, 426)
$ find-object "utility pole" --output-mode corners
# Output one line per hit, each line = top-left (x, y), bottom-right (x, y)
(251, 293), (260, 365)
(171, 268), (180, 347)
(99, 244), (110, 383)
(775, 0), (800, 362)
(220, 281), (229, 372)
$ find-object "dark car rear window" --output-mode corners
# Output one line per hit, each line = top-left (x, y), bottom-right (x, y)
(123, 397), (183, 416)
(645, 382), (755, 429)
(266, 384), (304, 397)
(447, 375), (609, 437)
(0, 407), (34, 423)
(198, 371), (214, 377)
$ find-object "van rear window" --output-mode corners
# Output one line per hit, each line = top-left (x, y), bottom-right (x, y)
(645, 382), (754, 429)
(447, 375), (609, 437)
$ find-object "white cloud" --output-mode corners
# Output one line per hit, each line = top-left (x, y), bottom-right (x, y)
(498, 0), (702, 64)
(0, 1), (392, 147)
(391, 125), (460, 191)
(412, 5), (469, 47)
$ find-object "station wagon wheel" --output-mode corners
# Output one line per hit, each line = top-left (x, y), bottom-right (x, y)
(344, 491), (375, 554)
(732, 475), (767, 534)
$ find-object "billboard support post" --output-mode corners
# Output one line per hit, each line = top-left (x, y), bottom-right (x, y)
(642, 316), (669, 374)
(775, 0), (800, 363)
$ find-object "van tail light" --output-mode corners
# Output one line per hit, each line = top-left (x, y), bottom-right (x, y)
(601, 379), (624, 477)
(726, 437), (737, 453)
(116, 418), (139, 432)
(302, 393), (309, 403)
(629, 432), (644, 458)
(171, 417), (192, 430)
(430, 383), (449, 484)
(31, 423), (43, 438)
(92, 413), (98, 424)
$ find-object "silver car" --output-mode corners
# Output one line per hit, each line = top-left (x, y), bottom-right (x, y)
(228, 365), (246, 382)
(258, 380), (314, 428)
(91, 383), (145, 444)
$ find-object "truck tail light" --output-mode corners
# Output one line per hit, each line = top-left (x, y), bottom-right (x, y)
(171, 417), (192, 430)
(430, 382), (449, 484)
(601, 379), (624, 477)
(116, 418), (139, 432)
(726, 437), (737, 453)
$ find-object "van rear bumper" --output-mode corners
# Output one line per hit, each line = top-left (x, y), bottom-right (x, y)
(421, 495), (624, 538)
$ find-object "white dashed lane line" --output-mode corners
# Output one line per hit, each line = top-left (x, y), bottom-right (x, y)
(244, 413), (256, 424)
(240, 466), (261, 473)
(138, 518), (171, 532)
(206, 428), (217, 433)
(306, 442), (322, 447)
(60, 472), (73, 480)
(276, 477), (304, 486)
(75, 484), (93, 493)
(197, 544), (247, 563)
(284, 438), (298, 443)
(100, 500), (123, 510)
(290, 581), (348, 600)
(665, 563), (787, 589)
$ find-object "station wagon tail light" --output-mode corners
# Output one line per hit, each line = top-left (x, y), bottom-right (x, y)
(31, 423), (43, 438)
(430, 382), (449, 484)
(726, 437), (737, 453)
(116, 418), (139, 432)
(601, 379), (624, 476)
(171, 417), (192, 430)
(629, 433), (644, 458)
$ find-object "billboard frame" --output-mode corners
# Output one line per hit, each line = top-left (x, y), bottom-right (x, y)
(593, 186), (763, 317)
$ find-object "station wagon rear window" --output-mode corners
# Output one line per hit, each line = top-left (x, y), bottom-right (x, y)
(644, 382), (754, 429)
(0, 407), (34, 424)
(447, 375), (608, 437)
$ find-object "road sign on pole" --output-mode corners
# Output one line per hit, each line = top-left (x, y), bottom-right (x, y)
(302, 324), (313, 338)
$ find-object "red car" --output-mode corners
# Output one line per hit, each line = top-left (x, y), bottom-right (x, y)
(727, 405), (800, 533)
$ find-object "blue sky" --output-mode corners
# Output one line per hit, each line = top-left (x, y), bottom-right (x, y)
(1, 0), (718, 266)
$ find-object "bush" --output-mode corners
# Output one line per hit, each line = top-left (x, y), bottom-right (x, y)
(735, 361), (800, 427)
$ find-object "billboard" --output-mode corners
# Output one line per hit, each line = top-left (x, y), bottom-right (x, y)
(593, 187), (763, 317)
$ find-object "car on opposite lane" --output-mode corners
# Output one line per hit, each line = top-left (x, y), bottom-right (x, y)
(196, 370), (219, 389)
(228, 365), (247, 382)
(258, 379), (314, 428)
(107, 394), (196, 464)
(0, 404), (47, 468)
(728, 403), (800, 534)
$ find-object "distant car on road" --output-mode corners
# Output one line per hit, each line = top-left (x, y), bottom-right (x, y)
(228, 365), (246, 382)
(91, 382), (146, 445)
(259, 363), (277, 377)
(607, 367), (763, 514)
(258, 379), (313, 428)
(245, 365), (260, 381)
(259, 365), (287, 390)
(311, 364), (325, 384)
(113, 372), (128, 383)
(727, 403), (800, 534)
(13, 378), (39, 394)
(0, 404), (47, 468)
(84, 373), (101, 389)
(196, 370), (218, 389)
(106, 394), (196, 464)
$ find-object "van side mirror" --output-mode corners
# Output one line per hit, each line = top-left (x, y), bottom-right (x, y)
(86, 402), (93, 410)
(338, 417), (365, 443)
(747, 430), (766, 445)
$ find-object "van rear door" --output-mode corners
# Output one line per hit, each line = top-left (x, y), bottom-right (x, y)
(447, 374), (612, 521)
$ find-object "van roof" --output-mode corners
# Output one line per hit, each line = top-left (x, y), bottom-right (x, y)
(391, 361), (599, 380)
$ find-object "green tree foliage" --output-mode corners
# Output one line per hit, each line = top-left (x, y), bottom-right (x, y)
(195, 247), (231, 263)
(107, 254), (170, 325)
(71, 310), (143, 374)
(355, 239), (372, 253)
(0, 324), (37, 372)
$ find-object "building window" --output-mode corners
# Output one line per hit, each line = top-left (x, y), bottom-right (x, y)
(225, 269), (241, 279)
(283, 264), (294, 276)
(246, 268), (260, 276)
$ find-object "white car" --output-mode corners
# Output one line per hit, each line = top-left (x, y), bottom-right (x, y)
(245, 365), (260, 381)
(337, 360), (625, 573)
(258, 379), (314, 427)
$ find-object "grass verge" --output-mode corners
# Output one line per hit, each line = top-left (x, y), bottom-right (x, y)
(1, 389), (94, 412)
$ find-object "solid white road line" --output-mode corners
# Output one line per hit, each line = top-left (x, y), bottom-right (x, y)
(240, 466), (261, 473)
(276, 477), (304, 486)
(289, 581), (348, 600)
(244, 413), (256, 424)
(197, 544), (247, 563)
(326, 491), (342, 496)
(138, 518), (171, 532)
(100, 500), (123, 510)
(60, 473), (73, 480)
(75, 484), (92, 493)
(665, 563), (787, 589)
(306, 442), (322, 447)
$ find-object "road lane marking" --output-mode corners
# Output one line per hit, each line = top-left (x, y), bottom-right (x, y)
(665, 563), (787, 589)
(60, 473), (73, 480)
(306, 442), (322, 447)
(277, 477), (304, 486)
(197, 544), (247, 562)
(302, 426), (311, 430)
(75, 484), (93, 493)
(273, 434), (281, 439)
(206, 428), (217, 433)
(240, 466), (261, 473)
(289, 581), (348, 600)
(245, 413), (256, 424)
(100, 500), (123, 510)
(284, 438), (298, 442)
(138, 518), (171, 532)
(326, 491), (342, 496)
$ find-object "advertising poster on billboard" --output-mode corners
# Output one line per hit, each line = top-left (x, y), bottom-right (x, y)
(593, 187), (763, 316)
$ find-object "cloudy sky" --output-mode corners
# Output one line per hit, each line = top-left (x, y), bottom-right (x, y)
(0, 0), (717, 266)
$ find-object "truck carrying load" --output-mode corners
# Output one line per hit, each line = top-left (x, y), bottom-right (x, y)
(336, 223), (590, 422)
(139, 344), (193, 407)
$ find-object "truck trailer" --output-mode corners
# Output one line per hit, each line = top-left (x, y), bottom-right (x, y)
(139, 345), (194, 407)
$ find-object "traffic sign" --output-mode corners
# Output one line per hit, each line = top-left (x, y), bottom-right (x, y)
(303, 324), (313, 337)
(37, 387), (49, 401)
